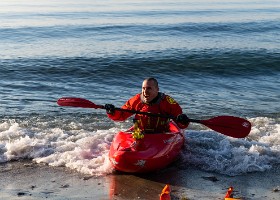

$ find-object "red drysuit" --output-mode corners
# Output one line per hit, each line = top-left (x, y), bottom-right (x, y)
(107, 93), (188, 133)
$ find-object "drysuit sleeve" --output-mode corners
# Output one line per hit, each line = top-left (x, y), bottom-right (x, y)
(107, 94), (140, 121)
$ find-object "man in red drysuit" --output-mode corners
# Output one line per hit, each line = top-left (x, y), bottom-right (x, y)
(105, 77), (189, 133)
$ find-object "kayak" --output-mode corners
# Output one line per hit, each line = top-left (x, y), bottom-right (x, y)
(109, 121), (186, 173)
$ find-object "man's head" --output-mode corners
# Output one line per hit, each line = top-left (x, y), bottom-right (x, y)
(141, 77), (159, 103)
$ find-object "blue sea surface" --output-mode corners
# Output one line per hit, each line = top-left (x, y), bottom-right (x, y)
(0, 0), (280, 177)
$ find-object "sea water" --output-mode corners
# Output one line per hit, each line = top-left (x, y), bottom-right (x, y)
(0, 0), (279, 176)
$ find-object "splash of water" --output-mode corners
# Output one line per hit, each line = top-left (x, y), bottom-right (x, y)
(0, 117), (279, 176)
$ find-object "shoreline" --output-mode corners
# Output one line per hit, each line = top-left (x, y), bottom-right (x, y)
(0, 161), (280, 200)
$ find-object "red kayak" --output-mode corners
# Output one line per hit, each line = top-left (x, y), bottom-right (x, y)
(109, 121), (186, 173)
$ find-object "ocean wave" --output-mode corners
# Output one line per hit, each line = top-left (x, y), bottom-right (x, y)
(1, 49), (279, 78)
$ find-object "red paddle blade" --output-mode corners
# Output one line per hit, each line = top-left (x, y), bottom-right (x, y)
(200, 116), (251, 138)
(57, 97), (104, 109)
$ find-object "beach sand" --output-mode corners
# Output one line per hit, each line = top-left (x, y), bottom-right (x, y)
(1, 161), (280, 200)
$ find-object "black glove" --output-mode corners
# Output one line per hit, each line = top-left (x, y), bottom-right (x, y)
(176, 114), (189, 125)
(104, 104), (115, 114)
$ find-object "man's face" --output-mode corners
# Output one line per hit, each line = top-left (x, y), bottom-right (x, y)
(141, 80), (159, 103)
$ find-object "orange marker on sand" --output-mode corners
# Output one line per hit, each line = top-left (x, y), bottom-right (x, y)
(160, 184), (171, 200)
(224, 186), (241, 200)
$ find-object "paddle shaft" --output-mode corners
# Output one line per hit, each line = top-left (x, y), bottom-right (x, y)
(98, 105), (206, 124)
(116, 108), (205, 126)
(109, 107), (175, 119)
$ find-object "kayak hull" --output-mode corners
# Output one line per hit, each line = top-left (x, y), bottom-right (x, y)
(109, 121), (185, 173)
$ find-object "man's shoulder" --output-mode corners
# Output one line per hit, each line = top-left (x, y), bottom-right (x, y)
(133, 93), (141, 99)
(128, 93), (141, 102)
(163, 94), (178, 105)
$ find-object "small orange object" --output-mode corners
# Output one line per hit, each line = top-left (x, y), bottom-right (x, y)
(160, 184), (171, 200)
(225, 186), (233, 198)
(224, 186), (241, 200)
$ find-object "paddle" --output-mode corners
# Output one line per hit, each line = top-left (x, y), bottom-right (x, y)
(57, 97), (251, 138)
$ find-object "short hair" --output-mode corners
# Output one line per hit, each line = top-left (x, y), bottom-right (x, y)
(144, 77), (158, 87)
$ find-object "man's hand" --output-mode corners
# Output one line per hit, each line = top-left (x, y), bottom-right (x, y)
(104, 104), (115, 114)
(176, 114), (189, 125)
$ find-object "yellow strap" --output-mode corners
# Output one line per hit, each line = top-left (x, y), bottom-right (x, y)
(132, 120), (144, 140)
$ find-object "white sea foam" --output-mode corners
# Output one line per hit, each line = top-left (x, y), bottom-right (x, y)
(0, 120), (117, 176)
(182, 117), (280, 176)
(0, 117), (279, 176)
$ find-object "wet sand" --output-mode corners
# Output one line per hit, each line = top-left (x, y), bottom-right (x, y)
(0, 161), (280, 200)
